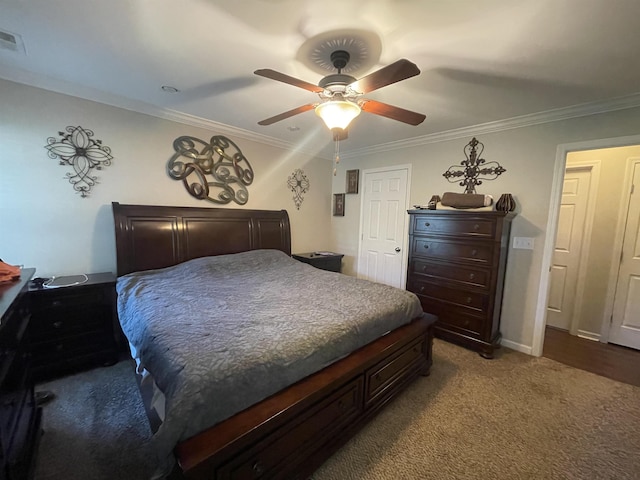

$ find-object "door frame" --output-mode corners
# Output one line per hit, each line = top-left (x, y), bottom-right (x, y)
(532, 133), (640, 357)
(601, 155), (640, 342)
(357, 164), (412, 288)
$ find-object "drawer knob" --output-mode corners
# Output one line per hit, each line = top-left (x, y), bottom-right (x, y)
(374, 373), (382, 382)
(466, 297), (472, 304)
(473, 224), (480, 231)
(469, 273), (475, 280)
(423, 244), (429, 249)
(422, 266), (428, 272)
(337, 399), (349, 410)
(52, 300), (62, 307)
(252, 461), (265, 476)
(424, 222), (430, 227)
(419, 286), (425, 293)
(464, 319), (470, 327)
(471, 249), (478, 256)
(53, 321), (63, 329)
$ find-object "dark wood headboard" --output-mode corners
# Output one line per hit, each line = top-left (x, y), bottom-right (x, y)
(112, 202), (291, 276)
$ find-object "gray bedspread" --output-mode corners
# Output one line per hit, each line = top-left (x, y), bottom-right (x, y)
(116, 249), (423, 478)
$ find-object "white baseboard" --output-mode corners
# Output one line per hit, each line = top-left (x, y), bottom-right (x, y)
(577, 330), (601, 341)
(500, 338), (533, 355)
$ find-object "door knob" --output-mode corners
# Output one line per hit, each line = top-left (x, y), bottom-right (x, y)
(395, 247), (401, 252)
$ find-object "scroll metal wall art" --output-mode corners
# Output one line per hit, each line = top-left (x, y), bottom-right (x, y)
(287, 168), (310, 210)
(442, 137), (506, 194)
(167, 135), (254, 205)
(44, 126), (113, 197)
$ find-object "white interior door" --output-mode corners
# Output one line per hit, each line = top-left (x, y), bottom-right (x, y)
(357, 166), (410, 288)
(547, 167), (592, 330)
(609, 160), (640, 350)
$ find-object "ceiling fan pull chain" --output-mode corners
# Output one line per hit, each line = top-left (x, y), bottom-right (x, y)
(333, 138), (340, 176)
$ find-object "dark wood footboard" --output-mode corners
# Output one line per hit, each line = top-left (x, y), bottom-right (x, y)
(175, 314), (436, 480)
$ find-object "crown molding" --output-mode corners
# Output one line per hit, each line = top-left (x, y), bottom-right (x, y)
(0, 67), (307, 153)
(342, 92), (640, 158)
(3, 66), (639, 161)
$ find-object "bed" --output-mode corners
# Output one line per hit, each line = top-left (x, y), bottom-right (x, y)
(111, 202), (436, 480)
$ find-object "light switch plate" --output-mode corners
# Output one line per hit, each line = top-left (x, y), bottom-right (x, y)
(513, 237), (534, 250)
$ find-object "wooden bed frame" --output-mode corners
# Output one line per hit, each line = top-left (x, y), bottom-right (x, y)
(111, 202), (436, 480)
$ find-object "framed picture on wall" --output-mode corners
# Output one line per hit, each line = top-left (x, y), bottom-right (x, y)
(333, 193), (345, 216)
(346, 169), (359, 194)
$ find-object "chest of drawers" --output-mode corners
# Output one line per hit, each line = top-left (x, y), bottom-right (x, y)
(406, 210), (514, 358)
(27, 273), (119, 381)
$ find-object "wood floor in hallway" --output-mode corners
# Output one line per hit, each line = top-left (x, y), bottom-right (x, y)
(543, 326), (640, 388)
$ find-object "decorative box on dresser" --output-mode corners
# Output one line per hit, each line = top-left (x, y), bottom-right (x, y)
(27, 272), (120, 381)
(406, 210), (515, 358)
(0, 268), (42, 480)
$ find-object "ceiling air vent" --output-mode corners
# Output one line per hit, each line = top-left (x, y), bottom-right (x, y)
(0, 29), (26, 53)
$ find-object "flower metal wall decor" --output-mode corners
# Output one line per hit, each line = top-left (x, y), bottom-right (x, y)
(44, 126), (113, 197)
(287, 168), (310, 210)
(167, 135), (254, 205)
(442, 137), (506, 194)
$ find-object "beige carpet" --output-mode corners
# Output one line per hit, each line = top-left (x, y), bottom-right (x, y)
(313, 339), (640, 480)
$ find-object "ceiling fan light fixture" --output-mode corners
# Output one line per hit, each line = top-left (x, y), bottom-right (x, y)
(315, 100), (361, 130)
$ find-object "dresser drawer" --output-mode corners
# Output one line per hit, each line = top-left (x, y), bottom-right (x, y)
(219, 378), (363, 479)
(410, 259), (491, 290)
(414, 295), (485, 336)
(411, 237), (494, 265)
(411, 281), (489, 314)
(30, 288), (107, 311)
(30, 330), (112, 363)
(412, 216), (496, 239)
(29, 307), (110, 342)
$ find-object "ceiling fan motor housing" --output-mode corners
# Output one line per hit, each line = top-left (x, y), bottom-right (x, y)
(318, 74), (357, 90)
(330, 50), (350, 70)
(319, 50), (358, 96)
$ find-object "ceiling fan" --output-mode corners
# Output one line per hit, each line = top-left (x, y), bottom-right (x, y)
(254, 50), (426, 140)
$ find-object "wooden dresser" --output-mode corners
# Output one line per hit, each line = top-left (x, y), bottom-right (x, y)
(0, 269), (42, 480)
(406, 210), (515, 358)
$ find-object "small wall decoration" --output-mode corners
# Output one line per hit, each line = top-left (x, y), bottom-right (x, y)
(167, 135), (253, 205)
(442, 137), (506, 194)
(346, 169), (359, 194)
(333, 193), (345, 216)
(44, 126), (113, 197)
(287, 168), (310, 210)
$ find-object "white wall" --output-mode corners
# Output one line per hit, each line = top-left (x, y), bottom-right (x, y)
(329, 106), (640, 354)
(4, 77), (639, 356)
(0, 79), (333, 277)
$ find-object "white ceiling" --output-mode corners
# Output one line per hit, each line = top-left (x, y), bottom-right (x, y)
(2, 0), (640, 158)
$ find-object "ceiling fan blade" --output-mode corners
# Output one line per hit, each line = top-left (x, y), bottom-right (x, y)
(254, 69), (324, 93)
(257, 104), (316, 125)
(349, 59), (421, 94)
(360, 100), (426, 126)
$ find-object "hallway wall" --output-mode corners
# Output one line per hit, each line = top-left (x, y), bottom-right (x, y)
(566, 145), (640, 337)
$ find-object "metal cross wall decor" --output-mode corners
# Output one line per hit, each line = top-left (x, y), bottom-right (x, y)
(167, 135), (254, 205)
(442, 137), (506, 194)
(287, 168), (310, 210)
(44, 126), (113, 197)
